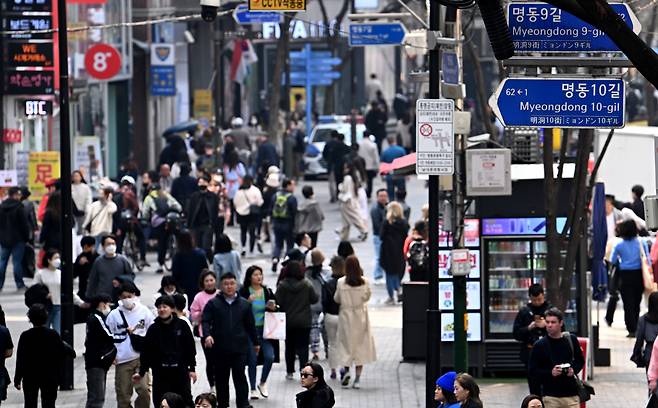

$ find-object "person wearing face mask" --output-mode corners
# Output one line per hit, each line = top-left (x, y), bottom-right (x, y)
(33, 249), (88, 334)
(134, 295), (196, 408)
(106, 283), (154, 408)
(86, 235), (135, 300)
(152, 276), (188, 315)
(84, 294), (116, 408)
(190, 270), (219, 391)
(187, 175), (220, 261)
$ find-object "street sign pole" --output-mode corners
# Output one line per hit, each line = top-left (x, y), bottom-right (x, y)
(304, 43), (312, 138)
(57, 0), (75, 390)
(426, 2), (441, 407)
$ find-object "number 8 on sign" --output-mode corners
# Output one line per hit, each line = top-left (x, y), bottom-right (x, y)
(85, 44), (122, 80)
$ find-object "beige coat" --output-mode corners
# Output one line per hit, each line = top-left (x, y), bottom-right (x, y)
(334, 277), (377, 366)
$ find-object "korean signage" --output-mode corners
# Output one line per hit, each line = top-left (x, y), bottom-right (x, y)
(193, 90), (212, 120)
(465, 149), (512, 196)
(0, 170), (18, 187)
(150, 43), (175, 96)
(3, 71), (55, 95)
(481, 217), (567, 236)
(415, 99), (454, 175)
(4, 42), (53, 68)
(2, 15), (52, 39)
(439, 218), (480, 248)
(439, 281), (481, 310)
(2, 129), (23, 143)
(248, 0), (305, 11)
(1, 0), (52, 13)
(28, 151), (60, 198)
(73, 136), (103, 179)
(439, 249), (480, 279)
(441, 312), (481, 342)
(490, 77), (625, 128)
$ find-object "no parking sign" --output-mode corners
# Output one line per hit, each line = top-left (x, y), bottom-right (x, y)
(415, 99), (454, 175)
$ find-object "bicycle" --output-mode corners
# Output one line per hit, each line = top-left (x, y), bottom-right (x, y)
(163, 211), (184, 272)
(120, 210), (145, 272)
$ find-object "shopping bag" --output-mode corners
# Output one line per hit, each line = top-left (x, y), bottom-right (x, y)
(263, 312), (286, 340)
(640, 240), (657, 293)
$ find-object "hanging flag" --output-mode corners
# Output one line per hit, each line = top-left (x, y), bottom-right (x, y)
(229, 39), (258, 84)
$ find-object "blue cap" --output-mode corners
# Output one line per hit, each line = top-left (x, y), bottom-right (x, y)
(435, 371), (457, 393)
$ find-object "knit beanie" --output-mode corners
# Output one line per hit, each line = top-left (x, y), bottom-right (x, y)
(435, 371), (457, 393)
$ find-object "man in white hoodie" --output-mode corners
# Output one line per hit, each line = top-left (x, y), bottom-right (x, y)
(106, 282), (154, 408)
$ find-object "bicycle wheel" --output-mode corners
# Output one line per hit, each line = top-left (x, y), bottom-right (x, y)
(163, 233), (176, 271)
(127, 233), (143, 272)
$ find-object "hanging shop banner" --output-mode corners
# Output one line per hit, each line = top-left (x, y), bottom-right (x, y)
(3, 71), (55, 95)
(193, 89), (213, 120)
(28, 151), (60, 198)
(4, 42), (54, 67)
(73, 136), (104, 180)
(0, 170), (19, 187)
(248, 0), (306, 11)
(2, 15), (53, 40)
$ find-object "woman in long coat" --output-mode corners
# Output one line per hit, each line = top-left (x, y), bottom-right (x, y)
(379, 201), (409, 304)
(334, 255), (376, 390)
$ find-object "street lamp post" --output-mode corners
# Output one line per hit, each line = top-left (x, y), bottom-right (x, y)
(57, 0), (75, 390)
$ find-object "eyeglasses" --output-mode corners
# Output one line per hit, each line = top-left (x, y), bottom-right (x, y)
(300, 372), (315, 378)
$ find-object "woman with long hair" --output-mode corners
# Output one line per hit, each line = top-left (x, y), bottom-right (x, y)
(275, 260), (318, 380)
(212, 234), (242, 282)
(190, 270), (219, 390)
(223, 146), (246, 226)
(435, 372), (460, 408)
(334, 255), (376, 389)
(239, 265), (277, 400)
(39, 191), (62, 254)
(171, 230), (208, 301)
(454, 373), (483, 408)
(632, 291), (658, 371)
(71, 170), (92, 234)
(610, 219), (650, 337)
(379, 201), (409, 304)
(323, 256), (345, 379)
(336, 162), (368, 242)
(233, 175), (264, 256)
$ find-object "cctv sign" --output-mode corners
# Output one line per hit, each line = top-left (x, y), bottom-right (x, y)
(249, 0), (306, 11)
(24, 100), (52, 117)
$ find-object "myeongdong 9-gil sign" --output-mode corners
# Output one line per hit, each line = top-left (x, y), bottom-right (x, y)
(490, 77), (625, 129)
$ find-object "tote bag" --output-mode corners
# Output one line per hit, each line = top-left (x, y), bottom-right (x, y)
(640, 240), (657, 293)
(263, 312), (286, 340)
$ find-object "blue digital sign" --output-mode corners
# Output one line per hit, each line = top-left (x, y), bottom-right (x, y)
(482, 217), (567, 236)
(348, 22), (406, 46)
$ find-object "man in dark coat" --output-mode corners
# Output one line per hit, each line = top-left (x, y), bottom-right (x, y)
(170, 162), (199, 210)
(203, 272), (259, 408)
(187, 175), (219, 260)
(134, 295), (196, 408)
(321, 132), (351, 202)
(84, 294), (115, 408)
(256, 134), (280, 187)
(364, 101), (388, 152)
(0, 187), (30, 290)
(296, 362), (335, 408)
(512, 284), (551, 396)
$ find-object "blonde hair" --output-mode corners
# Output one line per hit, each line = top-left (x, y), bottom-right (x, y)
(386, 201), (404, 223)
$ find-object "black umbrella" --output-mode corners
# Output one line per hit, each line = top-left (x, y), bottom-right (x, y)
(162, 120), (199, 138)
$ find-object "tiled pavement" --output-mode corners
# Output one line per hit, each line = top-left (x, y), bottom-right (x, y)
(0, 177), (650, 407)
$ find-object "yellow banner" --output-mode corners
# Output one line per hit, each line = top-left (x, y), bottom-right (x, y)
(193, 89), (213, 120)
(249, 0), (305, 11)
(28, 151), (60, 200)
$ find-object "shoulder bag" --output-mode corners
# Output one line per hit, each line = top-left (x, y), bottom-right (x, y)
(562, 333), (595, 403)
(118, 310), (145, 352)
(242, 189), (261, 216)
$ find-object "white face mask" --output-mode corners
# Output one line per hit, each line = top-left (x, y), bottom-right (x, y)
(50, 258), (61, 269)
(120, 297), (137, 310)
(105, 244), (117, 256)
(101, 306), (111, 316)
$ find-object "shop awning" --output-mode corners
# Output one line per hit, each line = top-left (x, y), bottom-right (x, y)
(379, 152), (417, 176)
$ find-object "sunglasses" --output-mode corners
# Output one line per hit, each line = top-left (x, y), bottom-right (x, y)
(300, 372), (315, 378)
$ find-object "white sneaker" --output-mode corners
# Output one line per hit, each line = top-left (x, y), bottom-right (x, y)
(258, 383), (269, 398)
(250, 389), (260, 400)
(384, 298), (396, 305)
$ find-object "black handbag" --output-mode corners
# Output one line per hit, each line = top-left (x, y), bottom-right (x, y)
(563, 333), (595, 402)
(119, 310), (145, 352)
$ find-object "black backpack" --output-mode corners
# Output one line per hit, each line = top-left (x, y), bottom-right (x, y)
(154, 196), (171, 217)
(407, 240), (429, 279)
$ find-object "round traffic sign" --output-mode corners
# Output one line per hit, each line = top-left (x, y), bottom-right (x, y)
(419, 123), (433, 137)
(85, 44), (121, 80)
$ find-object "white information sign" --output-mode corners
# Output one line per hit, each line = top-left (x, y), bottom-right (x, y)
(441, 312), (482, 342)
(439, 281), (481, 311)
(466, 149), (512, 196)
(415, 99), (454, 175)
(0, 170), (18, 187)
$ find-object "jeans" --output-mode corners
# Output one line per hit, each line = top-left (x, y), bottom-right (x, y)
(385, 273), (401, 299)
(372, 235), (384, 280)
(310, 311), (327, 354)
(85, 367), (108, 408)
(386, 174), (406, 201)
(285, 327), (311, 374)
(46, 305), (61, 334)
(214, 351), (249, 408)
(272, 227), (294, 260)
(0, 242), (26, 289)
(247, 328), (275, 389)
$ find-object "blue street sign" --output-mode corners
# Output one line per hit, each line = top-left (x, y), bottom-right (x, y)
(290, 64), (337, 72)
(233, 5), (282, 24)
(490, 78), (625, 128)
(507, 2), (641, 53)
(290, 77), (333, 86)
(289, 51), (332, 59)
(290, 71), (341, 80)
(150, 66), (176, 96)
(441, 51), (459, 85)
(290, 57), (341, 67)
(348, 22), (407, 46)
